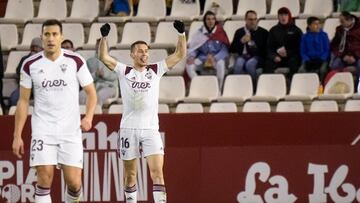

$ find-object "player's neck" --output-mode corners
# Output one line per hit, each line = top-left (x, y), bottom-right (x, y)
(133, 64), (147, 72)
(44, 49), (62, 61)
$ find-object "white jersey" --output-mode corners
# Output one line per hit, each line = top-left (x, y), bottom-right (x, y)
(20, 49), (93, 143)
(114, 60), (168, 130)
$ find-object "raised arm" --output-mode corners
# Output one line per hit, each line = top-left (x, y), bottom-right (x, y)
(98, 23), (118, 71)
(12, 86), (31, 158)
(165, 20), (187, 69)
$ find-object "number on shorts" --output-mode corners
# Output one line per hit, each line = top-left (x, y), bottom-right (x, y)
(31, 139), (44, 151)
(120, 137), (130, 148)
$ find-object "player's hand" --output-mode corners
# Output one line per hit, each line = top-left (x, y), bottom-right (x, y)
(81, 116), (93, 131)
(12, 136), (24, 159)
(173, 20), (185, 34)
(100, 23), (111, 37)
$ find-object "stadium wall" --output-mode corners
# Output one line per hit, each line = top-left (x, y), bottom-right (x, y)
(0, 113), (359, 202)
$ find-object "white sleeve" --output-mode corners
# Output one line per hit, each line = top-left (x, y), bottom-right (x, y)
(19, 64), (32, 89)
(77, 62), (94, 87)
(157, 60), (169, 77)
(114, 62), (127, 77)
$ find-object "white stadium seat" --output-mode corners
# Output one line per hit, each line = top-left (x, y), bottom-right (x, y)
(319, 72), (354, 100)
(165, 0), (200, 21)
(310, 100), (338, 112)
(251, 74), (286, 102)
(323, 18), (340, 40)
(16, 24), (42, 50)
(108, 104), (123, 114)
(276, 101), (304, 112)
(285, 73), (320, 101)
(209, 102), (237, 113)
(183, 76), (220, 103)
(175, 103), (204, 113)
(223, 20), (246, 42)
(344, 100), (360, 112)
(265, 0), (300, 19)
(83, 23), (118, 49)
(151, 22), (179, 49)
(76, 50), (96, 61)
(158, 104), (170, 114)
(242, 102), (271, 112)
(218, 75), (253, 103)
(299, 0), (333, 19)
(131, 0), (166, 22)
(232, 0), (267, 20)
(159, 76), (186, 104)
(116, 22), (151, 49)
(5, 51), (30, 78)
(0, 24), (18, 51)
(62, 23), (85, 49)
(0, 0), (34, 24)
(258, 19), (278, 31)
(32, 0), (67, 23)
(64, 0), (99, 23)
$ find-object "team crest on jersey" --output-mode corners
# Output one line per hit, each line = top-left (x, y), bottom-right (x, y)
(145, 71), (152, 80)
(60, 64), (68, 73)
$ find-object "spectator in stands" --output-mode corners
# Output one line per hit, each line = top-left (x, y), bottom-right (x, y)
(230, 10), (268, 83)
(337, 0), (360, 12)
(9, 37), (43, 106)
(330, 11), (360, 73)
(186, 10), (230, 88)
(79, 39), (118, 106)
(265, 7), (303, 78)
(104, 0), (133, 16)
(299, 16), (330, 81)
(61, 39), (75, 51)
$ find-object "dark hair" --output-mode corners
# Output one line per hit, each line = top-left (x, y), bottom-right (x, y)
(130, 41), (149, 52)
(61, 39), (73, 48)
(203, 10), (216, 22)
(340, 11), (356, 20)
(307, 16), (320, 26)
(42, 19), (62, 33)
(245, 10), (257, 19)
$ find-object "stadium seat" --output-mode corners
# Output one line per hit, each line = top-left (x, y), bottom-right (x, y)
(158, 104), (170, 113)
(76, 50), (96, 61)
(159, 76), (185, 104)
(150, 22), (179, 49)
(188, 21), (203, 41)
(109, 50), (133, 65)
(200, 0), (233, 21)
(131, 0), (166, 22)
(2, 78), (18, 98)
(217, 75), (253, 103)
(276, 101), (304, 112)
(175, 103), (204, 113)
(0, 24), (18, 51)
(323, 18), (340, 40)
(258, 19), (278, 31)
(353, 93), (360, 100)
(83, 23), (118, 49)
(209, 102), (237, 113)
(223, 20), (246, 42)
(165, 0), (200, 21)
(166, 57), (186, 76)
(183, 76), (220, 103)
(8, 106), (33, 115)
(265, 0), (300, 19)
(242, 102), (271, 112)
(318, 72), (354, 100)
(64, 0), (99, 23)
(299, 0), (333, 19)
(80, 104), (102, 114)
(310, 100), (338, 112)
(5, 51), (30, 78)
(16, 24), (42, 50)
(251, 74), (286, 102)
(295, 19), (308, 33)
(116, 22), (151, 49)
(62, 23), (85, 50)
(0, 0), (34, 24)
(0, 106), (3, 116)
(32, 0), (67, 23)
(344, 100), (360, 112)
(148, 49), (168, 64)
(232, 0), (267, 20)
(284, 73), (320, 101)
(108, 104), (123, 114)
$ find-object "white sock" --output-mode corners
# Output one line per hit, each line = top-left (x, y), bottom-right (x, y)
(124, 185), (137, 203)
(35, 185), (51, 203)
(153, 184), (167, 203)
(65, 187), (82, 203)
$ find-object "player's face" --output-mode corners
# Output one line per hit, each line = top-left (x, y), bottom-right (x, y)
(131, 44), (149, 67)
(42, 25), (63, 55)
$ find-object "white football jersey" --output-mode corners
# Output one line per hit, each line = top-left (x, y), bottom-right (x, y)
(114, 60), (168, 130)
(20, 49), (93, 143)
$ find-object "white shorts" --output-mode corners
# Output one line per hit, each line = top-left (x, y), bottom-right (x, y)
(118, 128), (164, 160)
(29, 135), (83, 169)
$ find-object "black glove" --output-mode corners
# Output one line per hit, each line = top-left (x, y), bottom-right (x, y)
(100, 23), (111, 37)
(173, 20), (185, 34)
